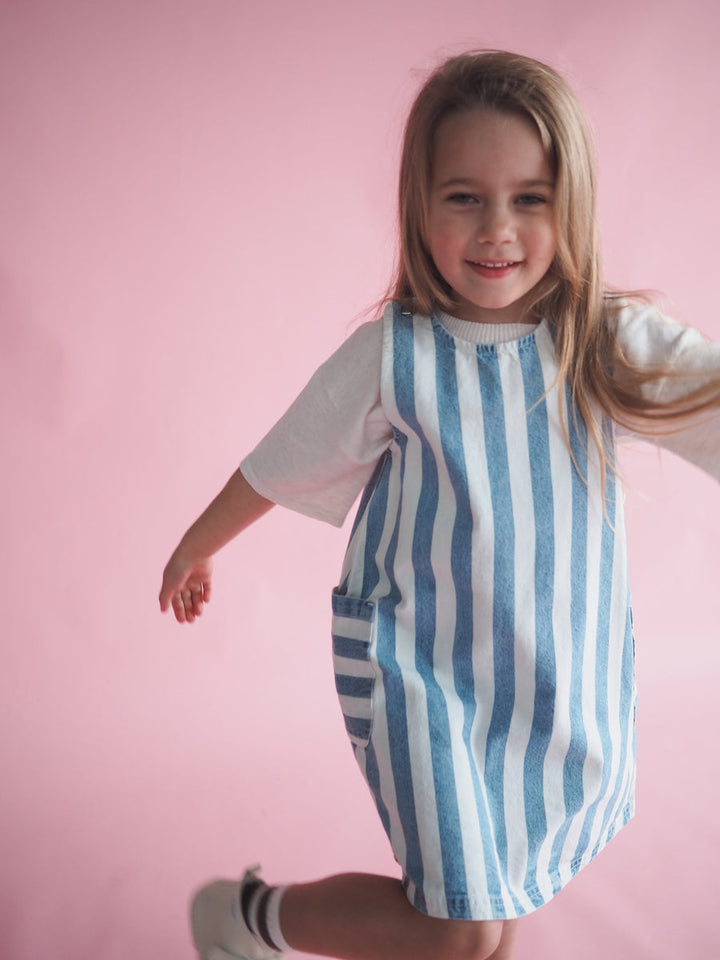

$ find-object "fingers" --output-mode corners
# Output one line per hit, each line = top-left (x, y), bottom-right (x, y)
(158, 582), (174, 613)
(159, 554), (213, 624)
(158, 563), (182, 614)
(169, 581), (209, 624)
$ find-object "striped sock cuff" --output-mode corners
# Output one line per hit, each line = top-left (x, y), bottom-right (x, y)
(264, 885), (291, 953)
(240, 877), (265, 940)
(241, 878), (291, 953)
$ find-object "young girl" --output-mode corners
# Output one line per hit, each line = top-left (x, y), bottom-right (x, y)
(160, 51), (720, 960)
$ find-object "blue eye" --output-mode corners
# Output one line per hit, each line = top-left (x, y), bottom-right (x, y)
(516, 194), (547, 206)
(447, 193), (477, 205)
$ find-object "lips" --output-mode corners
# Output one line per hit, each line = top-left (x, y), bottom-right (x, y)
(472, 260), (517, 268)
(467, 259), (521, 279)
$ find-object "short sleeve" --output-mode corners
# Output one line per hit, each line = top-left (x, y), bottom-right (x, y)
(240, 320), (392, 526)
(615, 302), (720, 482)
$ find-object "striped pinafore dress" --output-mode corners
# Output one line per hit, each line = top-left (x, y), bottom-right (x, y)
(331, 302), (637, 920)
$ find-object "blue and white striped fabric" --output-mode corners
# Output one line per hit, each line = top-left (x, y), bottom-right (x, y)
(332, 302), (637, 920)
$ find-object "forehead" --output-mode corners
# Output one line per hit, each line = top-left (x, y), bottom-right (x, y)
(431, 109), (553, 184)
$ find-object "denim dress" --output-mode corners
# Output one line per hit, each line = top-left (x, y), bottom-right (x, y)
(331, 303), (637, 920)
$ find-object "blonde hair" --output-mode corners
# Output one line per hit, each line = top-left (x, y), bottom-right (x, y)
(389, 50), (720, 481)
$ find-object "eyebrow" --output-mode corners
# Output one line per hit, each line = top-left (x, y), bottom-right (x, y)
(436, 176), (555, 190)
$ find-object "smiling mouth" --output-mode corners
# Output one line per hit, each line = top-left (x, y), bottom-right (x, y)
(469, 260), (519, 268)
(467, 259), (521, 278)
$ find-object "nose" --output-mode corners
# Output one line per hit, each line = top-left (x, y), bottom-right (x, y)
(476, 201), (515, 244)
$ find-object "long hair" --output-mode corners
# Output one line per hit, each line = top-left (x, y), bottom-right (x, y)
(389, 50), (720, 481)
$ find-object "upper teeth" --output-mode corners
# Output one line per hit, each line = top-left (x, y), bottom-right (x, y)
(477, 261), (513, 268)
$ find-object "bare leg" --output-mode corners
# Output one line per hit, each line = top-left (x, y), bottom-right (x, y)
(280, 873), (518, 960)
(488, 918), (519, 959)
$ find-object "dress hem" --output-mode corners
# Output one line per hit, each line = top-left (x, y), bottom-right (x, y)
(402, 800), (635, 921)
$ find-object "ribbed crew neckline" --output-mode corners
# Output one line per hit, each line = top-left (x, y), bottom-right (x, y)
(436, 310), (540, 345)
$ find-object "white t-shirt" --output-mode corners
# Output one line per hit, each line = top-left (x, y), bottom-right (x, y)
(240, 303), (720, 527)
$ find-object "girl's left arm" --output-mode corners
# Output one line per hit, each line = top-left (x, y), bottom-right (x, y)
(617, 304), (720, 482)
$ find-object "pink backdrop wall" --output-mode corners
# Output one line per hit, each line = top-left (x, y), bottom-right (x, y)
(2, 1), (718, 958)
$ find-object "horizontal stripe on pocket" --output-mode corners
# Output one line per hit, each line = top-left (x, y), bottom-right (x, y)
(343, 715), (372, 743)
(333, 635), (374, 660)
(338, 694), (373, 719)
(332, 590), (376, 748)
(335, 674), (374, 699)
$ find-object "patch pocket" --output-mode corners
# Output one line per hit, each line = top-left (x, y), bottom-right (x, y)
(331, 592), (377, 748)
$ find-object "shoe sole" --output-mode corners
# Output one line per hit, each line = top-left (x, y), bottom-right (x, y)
(204, 948), (253, 960)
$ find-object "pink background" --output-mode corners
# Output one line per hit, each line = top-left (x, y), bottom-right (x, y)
(2, 1), (719, 958)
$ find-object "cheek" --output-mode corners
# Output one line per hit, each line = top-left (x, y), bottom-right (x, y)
(427, 223), (461, 262)
(546, 217), (559, 256)
(535, 223), (558, 265)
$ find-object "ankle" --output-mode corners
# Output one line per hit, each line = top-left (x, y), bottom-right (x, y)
(241, 873), (292, 953)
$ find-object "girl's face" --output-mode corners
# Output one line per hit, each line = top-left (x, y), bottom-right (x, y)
(426, 109), (557, 325)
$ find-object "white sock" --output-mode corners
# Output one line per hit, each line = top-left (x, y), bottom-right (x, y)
(264, 885), (292, 953)
(242, 878), (292, 953)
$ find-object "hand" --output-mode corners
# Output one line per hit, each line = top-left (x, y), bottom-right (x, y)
(157, 468), (273, 624)
(159, 551), (213, 624)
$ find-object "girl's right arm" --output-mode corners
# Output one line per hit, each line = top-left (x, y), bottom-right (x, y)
(158, 467), (274, 624)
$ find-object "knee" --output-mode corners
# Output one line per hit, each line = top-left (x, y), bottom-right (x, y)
(431, 918), (503, 960)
